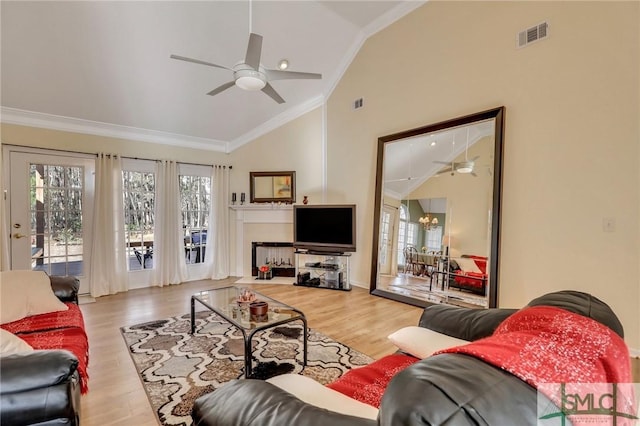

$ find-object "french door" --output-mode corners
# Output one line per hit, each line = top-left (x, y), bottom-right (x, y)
(8, 150), (94, 294)
(378, 205), (396, 275)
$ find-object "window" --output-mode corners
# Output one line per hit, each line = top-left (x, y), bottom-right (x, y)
(30, 164), (84, 276)
(123, 167), (155, 271)
(397, 204), (419, 268)
(425, 226), (443, 252)
(180, 167), (211, 264)
(379, 210), (391, 266)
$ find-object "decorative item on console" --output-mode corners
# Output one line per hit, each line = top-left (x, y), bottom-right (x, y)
(257, 265), (272, 280)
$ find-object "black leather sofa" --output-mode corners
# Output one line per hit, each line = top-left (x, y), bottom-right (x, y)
(192, 291), (625, 426)
(0, 275), (82, 426)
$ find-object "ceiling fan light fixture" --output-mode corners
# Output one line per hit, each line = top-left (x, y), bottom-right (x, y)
(235, 76), (266, 91)
(456, 162), (474, 174)
(234, 68), (266, 91)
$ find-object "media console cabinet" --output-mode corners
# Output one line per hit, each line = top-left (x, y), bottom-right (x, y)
(293, 251), (351, 291)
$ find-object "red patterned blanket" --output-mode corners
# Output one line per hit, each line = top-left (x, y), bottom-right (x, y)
(326, 353), (419, 408)
(436, 306), (632, 423)
(1, 303), (89, 393)
(436, 306), (630, 386)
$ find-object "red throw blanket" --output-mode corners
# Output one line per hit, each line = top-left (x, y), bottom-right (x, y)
(326, 353), (419, 408)
(1, 303), (89, 393)
(436, 306), (633, 423)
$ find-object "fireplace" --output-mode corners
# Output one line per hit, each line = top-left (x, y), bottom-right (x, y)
(231, 204), (293, 278)
(251, 242), (295, 278)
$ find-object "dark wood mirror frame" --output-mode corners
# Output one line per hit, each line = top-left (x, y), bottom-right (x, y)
(369, 107), (505, 308)
(249, 171), (296, 204)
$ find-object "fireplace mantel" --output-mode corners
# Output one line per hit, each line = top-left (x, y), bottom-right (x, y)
(230, 204), (293, 211)
(230, 204), (294, 277)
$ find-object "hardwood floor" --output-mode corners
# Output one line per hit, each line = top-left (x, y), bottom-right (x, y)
(78, 279), (423, 425)
(78, 278), (640, 425)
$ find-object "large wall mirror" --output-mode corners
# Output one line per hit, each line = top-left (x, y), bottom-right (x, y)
(370, 107), (505, 309)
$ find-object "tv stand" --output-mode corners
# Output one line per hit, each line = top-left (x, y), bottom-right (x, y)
(293, 251), (351, 291)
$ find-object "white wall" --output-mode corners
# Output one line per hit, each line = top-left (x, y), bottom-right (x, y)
(228, 107), (324, 202)
(227, 107), (324, 275)
(326, 1), (639, 347)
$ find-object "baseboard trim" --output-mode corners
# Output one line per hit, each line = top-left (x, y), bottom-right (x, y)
(629, 348), (640, 358)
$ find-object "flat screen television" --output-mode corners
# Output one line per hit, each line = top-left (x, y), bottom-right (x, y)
(293, 204), (356, 253)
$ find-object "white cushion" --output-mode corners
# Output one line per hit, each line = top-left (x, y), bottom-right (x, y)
(0, 328), (34, 356)
(454, 257), (482, 273)
(387, 326), (469, 358)
(0, 270), (68, 324)
(267, 374), (379, 420)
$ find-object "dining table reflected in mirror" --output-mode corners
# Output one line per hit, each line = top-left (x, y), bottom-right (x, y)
(371, 107), (505, 309)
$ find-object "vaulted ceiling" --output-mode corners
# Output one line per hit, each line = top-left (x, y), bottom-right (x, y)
(1, 1), (423, 152)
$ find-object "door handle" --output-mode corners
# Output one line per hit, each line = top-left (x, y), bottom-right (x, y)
(13, 233), (26, 239)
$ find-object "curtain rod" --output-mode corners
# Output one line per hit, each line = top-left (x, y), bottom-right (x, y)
(3, 144), (232, 169)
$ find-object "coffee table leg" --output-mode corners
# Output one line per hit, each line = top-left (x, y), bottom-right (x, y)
(190, 296), (196, 334)
(244, 330), (253, 378)
(301, 316), (308, 367)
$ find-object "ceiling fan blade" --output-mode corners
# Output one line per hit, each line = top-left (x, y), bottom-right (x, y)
(245, 33), (263, 70)
(386, 176), (416, 183)
(435, 166), (454, 175)
(471, 171), (478, 177)
(264, 69), (322, 81)
(433, 160), (452, 165)
(170, 54), (231, 71)
(206, 81), (236, 97)
(261, 83), (285, 104)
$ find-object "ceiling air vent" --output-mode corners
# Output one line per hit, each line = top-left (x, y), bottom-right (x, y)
(517, 21), (549, 48)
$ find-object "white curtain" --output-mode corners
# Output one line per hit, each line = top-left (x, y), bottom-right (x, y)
(206, 165), (230, 279)
(90, 153), (128, 297)
(153, 160), (188, 285)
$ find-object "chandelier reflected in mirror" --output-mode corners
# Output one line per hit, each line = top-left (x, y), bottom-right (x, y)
(419, 199), (439, 230)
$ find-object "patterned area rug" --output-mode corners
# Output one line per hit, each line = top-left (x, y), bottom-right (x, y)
(121, 311), (373, 426)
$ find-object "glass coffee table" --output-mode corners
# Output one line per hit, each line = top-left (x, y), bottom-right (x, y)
(190, 286), (308, 378)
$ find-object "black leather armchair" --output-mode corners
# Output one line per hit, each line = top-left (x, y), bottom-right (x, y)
(192, 291), (625, 426)
(0, 275), (81, 426)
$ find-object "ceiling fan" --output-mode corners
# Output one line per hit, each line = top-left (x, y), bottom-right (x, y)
(170, 2), (321, 104)
(434, 157), (480, 177)
(434, 128), (479, 176)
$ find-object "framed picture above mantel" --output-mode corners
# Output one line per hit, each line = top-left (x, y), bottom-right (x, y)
(249, 171), (296, 204)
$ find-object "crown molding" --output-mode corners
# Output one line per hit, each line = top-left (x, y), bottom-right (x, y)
(228, 95), (325, 151)
(0, 107), (229, 152)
